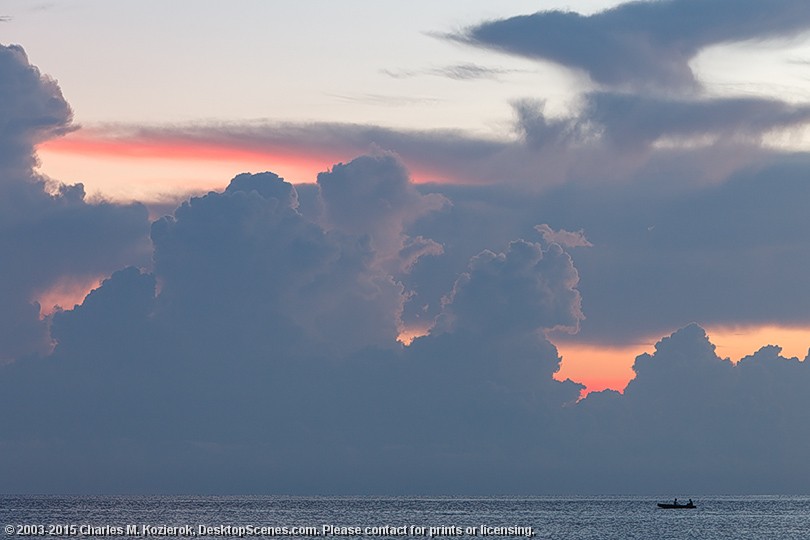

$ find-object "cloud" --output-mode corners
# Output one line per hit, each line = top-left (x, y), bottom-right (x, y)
(0, 147), (584, 491)
(0, 199), (589, 492)
(70, 91), (804, 350)
(327, 93), (445, 107)
(381, 63), (526, 82)
(4, 120), (810, 493)
(151, 170), (409, 357)
(0, 44), (150, 361)
(570, 324), (810, 493)
(42, 121), (512, 186)
(431, 63), (521, 81)
(435, 239), (583, 337)
(455, 0), (810, 91)
(8, 218), (810, 494)
(0, 44), (73, 173)
(317, 152), (447, 272)
(514, 93), (810, 152)
(534, 224), (593, 248)
(5, 31), (810, 494)
(406, 150), (810, 347)
(47, 81), (810, 201)
(583, 92), (810, 148)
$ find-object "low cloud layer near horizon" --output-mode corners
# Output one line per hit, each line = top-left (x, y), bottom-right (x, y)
(4, 0), (810, 494)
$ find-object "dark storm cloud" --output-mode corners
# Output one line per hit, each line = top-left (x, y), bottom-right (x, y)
(456, 0), (810, 90)
(0, 44), (150, 361)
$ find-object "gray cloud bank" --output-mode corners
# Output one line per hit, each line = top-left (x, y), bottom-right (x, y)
(2, 163), (810, 494)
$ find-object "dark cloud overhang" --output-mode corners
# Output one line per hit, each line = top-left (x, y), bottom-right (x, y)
(453, 0), (810, 91)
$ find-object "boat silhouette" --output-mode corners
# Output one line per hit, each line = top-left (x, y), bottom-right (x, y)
(657, 498), (695, 509)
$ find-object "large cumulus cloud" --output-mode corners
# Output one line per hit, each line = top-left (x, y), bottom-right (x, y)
(0, 154), (589, 492)
(4, 147), (810, 492)
(151, 168), (416, 357)
(0, 44), (149, 362)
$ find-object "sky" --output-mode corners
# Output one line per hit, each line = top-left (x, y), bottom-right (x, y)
(2, 0), (810, 494)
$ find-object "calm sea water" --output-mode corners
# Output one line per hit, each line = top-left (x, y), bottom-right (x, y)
(2, 496), (809, 540)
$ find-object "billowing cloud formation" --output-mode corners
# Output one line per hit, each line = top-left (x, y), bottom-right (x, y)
(317, 153), (446, 272)
(3, 136), (810, 493)
(152, 169), (411, 356)
(22, 2), (810, 346)
(436, 240), (583, 336)
(6, 235), (810, 493)
(0, 155), (589, 492)
(458, 0), (810, 91)
(0, 44), (149, 361)
(0, 45), (72, 173)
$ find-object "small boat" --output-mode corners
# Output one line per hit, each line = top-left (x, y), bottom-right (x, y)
(657, 500), (695, 509)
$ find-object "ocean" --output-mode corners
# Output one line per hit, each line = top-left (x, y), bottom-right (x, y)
(2, 495), (809, 540)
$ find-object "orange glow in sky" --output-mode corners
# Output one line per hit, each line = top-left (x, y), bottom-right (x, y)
(36, 131), (451, 203)
(397, 325), (431, 346)
(705, 324), (810, 361)
(554, 341), (650, 395)
(37, 132), (342, 202)
(35, 274), (104, 319)
(554, 324), (810, 396)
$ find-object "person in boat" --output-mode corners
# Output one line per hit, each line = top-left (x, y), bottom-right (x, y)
(674, 498), (678, 505)
(688, 499), (693, 506)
